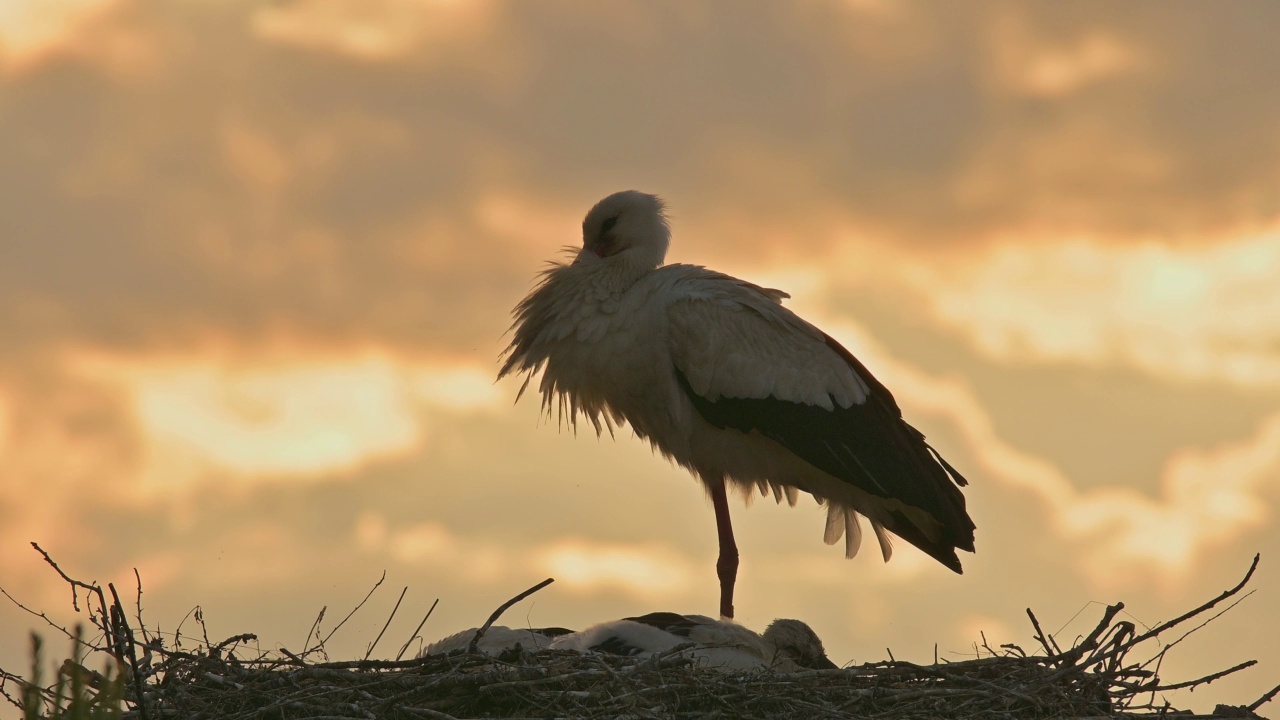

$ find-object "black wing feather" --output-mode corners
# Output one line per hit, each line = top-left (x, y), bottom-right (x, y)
(675, 333), (975, 572)
(622, 611), (701, 638)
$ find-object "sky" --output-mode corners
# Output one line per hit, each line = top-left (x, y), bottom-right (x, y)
(2, 0), (1279, 713)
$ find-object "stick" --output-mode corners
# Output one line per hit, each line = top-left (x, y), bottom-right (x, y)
(1026, 608), (1060, 658)
(1132, 555), (1257, 647)
(301, 607), (327, 658)
(1249, 681), (1280, 712)
(466, 578), (554, 654)
(0, 585), (81, 645)
(364, 586), (408, 661)
(1143, 660), (1257, 692)
(396, 598), (440, 662)
(133, 569), (151, 645)
(320, 570), (387, 651)
(32, 543), (111, 629)
(108, 583), (150, 720)
(1089, 554), (1260, 671)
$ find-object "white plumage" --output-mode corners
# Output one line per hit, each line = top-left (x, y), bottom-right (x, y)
(548, 612), (837, 673)
(422, 626), (572, 657)
(500, 191), (975, 618)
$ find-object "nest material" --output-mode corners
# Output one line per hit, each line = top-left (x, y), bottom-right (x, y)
(2, 546), (1277, 720)
(132, 647), (1115, 720)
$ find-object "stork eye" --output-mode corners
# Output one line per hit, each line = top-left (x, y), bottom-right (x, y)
(601, 216), (619, 234)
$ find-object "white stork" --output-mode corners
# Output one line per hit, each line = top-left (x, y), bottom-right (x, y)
(499, 191), (975, 619)
(549, 612), (837, 672)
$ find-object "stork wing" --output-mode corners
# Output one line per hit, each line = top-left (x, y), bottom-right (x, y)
(667, 275), (975, 572)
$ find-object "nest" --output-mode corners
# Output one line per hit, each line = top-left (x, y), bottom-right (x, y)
(3, 546), (1277, 720)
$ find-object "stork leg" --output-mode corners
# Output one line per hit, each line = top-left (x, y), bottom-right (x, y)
(709, 479), (739, 619)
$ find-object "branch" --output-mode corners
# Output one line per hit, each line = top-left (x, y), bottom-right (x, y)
(396, 598), (440, 662)
(1142, 660), (1257, 693)
(364, 586), (408, 661)
(1089, 554), (1260, 671)
(1249, 681), (1280, 712)
(466, 578), (554, 654)
(32, 542), (111, 632)
(320, 570), (387, 651)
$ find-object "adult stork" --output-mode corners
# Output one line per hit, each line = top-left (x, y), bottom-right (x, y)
(499, 191), (975, 619)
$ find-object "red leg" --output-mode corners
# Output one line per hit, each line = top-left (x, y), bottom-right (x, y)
(710, 480), (739, 619)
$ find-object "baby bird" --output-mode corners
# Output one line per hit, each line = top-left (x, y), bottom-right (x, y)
(549, 612), (838, 673)
(421, 625), (573, 657)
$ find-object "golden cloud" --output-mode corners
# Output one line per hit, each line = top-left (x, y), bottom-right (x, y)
(250, 0), (494, 62)
(59, 347), (503, 489)
(810, 315), (1277, 591)
(886, 227), (1280, 388)
(535, 539), (695, 599)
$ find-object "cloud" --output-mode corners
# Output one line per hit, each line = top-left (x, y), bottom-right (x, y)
(1064, 411), (1280, 588)
(59, 347), (503, 488)
(534, 539), (695, 598)
(989, 10), (1143, 98)
(6, 0), (1280, 372)
(0, 0), (127, 75)
(347, 510), (697, 596)
(812, 316), (1278, 590)
(250, 0), (495, 62)
(859, 226), (1280, 389)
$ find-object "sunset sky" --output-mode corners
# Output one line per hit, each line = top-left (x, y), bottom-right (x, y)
(2, 0), (1279, 713)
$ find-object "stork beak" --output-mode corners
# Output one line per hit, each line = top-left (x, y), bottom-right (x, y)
(814, 655), (839, 670)
(573, 245), (602, 264)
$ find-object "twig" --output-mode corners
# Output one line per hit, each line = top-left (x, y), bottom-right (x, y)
(213, 633), (259, 655)
(1137, 555), (1258, 646)
(133, 568), (151, 645)
(1155, 590), (1255, 661)
(1087, 554), (1260, 672)
(1040, 602), (1126, 683)
(319, 570), (387, 652)
(1026, 608), (1061, 658)
(364, 586), (408, 661)
(0, 586), (82, 646)
(1142, 660), (1257, 693)
(467, 578), (554, 654)
(396, 598), (440, 662)
(1249, 681), (1280, 712)
(171, 605), (200, 650)
(194, 606), (212, 650)
(301, 606), (327, 658)
(109, 584), (150, 720)
(32, 542), (111, 628)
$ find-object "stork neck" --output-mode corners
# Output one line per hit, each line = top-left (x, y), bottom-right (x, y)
(594, 252), (658, 295)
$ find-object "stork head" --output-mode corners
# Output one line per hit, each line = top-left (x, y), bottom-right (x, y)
(762, 619), (839, 670)
(577, 190), (671, 269)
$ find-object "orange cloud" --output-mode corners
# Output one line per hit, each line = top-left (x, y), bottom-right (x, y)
(893, 228), (1280, 388)
(808, 315), (1277, 590)
(0, 0), (165, 79)
(989, 15), (1144, 98)
(61, 347), (503, 489)
(0, 0), (115, 71)
(535, 540), (695, 598)
(250, 0), (493, 62)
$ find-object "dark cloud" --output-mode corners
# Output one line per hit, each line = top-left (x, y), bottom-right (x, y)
(5, 0), (1280, 355)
